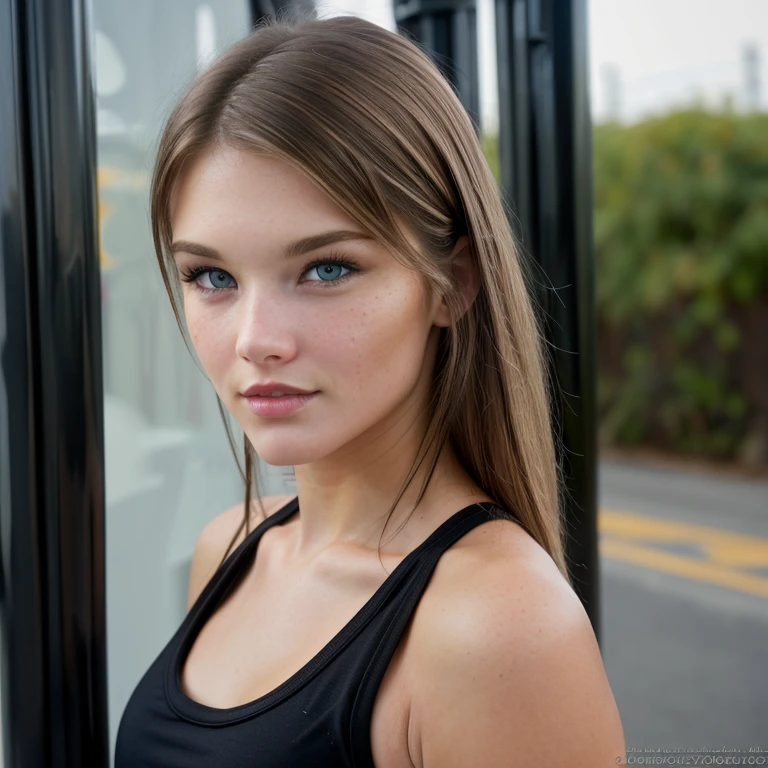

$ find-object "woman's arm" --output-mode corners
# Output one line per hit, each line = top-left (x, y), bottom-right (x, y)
(410, 550), (626, 768)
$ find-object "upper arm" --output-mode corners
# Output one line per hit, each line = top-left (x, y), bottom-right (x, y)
(412, 554), (626, 768)
(186, 494), (295, 612)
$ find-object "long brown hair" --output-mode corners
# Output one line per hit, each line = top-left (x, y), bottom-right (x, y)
(150, 12), (571, 584)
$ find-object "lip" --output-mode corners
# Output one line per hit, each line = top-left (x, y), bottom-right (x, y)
(242, 391), (319, 418)
(241, 381), (317, 397)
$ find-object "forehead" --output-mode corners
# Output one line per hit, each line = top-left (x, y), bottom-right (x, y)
(170, 144), (363, 243)
(169, 143), (428, 268)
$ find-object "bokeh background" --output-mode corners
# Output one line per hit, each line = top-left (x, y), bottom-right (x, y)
(477, 0), (768, 472)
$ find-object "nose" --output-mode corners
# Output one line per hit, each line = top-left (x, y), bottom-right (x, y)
(234, 289), (298, 364)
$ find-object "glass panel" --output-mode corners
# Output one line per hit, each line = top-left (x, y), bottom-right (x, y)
(88, 3), (283, 761)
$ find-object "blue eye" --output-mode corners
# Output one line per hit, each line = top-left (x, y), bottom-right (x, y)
(179, 266), (236, 294)
(198, 269), (236, 290)
(304, 262), (350, 282)
(301, 254), (360, 287)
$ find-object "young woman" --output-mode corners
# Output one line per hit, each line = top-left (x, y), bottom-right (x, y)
(115, 13), (626, 767)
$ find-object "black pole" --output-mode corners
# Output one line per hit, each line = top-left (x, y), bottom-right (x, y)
(0, 0), (46, 765)
(496, 0), (600, 638)
(393, 0), (481, 135)
(0, 0), (108, 766)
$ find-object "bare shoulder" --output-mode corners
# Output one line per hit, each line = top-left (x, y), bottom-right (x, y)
(186, 494), (296, 612)
(409, 518), (626, 767)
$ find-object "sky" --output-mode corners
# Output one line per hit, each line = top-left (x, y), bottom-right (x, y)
(314, 0), (768, 129)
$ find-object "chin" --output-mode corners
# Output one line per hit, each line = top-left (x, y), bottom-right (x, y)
(245, 432), (332, 468)
(241, 406), (391, 468)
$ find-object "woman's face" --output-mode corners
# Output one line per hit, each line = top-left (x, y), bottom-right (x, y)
(170, 144), (448, 467)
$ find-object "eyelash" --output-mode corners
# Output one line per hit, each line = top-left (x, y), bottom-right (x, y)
(177, 252), (360, 297)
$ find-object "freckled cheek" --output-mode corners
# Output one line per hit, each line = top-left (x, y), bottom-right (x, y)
(323, 291), (425, 396)
(184, 305), (237, 381)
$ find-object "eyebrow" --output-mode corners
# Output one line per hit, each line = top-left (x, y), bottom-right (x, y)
(170, 229), (375, 261)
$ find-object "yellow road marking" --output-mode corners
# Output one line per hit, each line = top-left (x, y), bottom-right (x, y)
(598, 508), (768, 598)
(600, 508), (768, 568)
(600, 537), (768, 599)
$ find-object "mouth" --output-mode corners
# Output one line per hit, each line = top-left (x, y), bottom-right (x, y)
(241, 391), (319, 418)
(241, 383), (317, 397)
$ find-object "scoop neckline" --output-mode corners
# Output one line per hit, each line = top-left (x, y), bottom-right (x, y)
(165, 498), (497, 725)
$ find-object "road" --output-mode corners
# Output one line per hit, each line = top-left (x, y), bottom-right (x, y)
(598, 457), (768, 751)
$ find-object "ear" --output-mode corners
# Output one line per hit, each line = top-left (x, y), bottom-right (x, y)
(432, 235), (480, 328)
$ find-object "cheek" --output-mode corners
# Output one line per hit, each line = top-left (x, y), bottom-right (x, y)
(185, 302), (235, 380)
(320, 277), (429, 394)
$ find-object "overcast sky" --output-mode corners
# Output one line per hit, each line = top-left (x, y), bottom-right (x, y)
(315, 0), (768, 129)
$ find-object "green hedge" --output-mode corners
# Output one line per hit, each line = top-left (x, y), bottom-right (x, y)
(480, 108), (768, 466)
(593, 108), (768, 465)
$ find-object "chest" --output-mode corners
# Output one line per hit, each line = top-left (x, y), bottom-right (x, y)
(180, 551), (423, 767)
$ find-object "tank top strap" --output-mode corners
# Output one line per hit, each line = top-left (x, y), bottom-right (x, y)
(184, 495), (300, 623)
(219, 494), (300, 575)
(349, 500), (504, 765)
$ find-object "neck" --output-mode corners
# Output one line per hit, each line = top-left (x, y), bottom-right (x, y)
(288, 437), (485, 564)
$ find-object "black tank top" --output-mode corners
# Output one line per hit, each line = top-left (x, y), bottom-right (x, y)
(115, 496), (506, 767)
